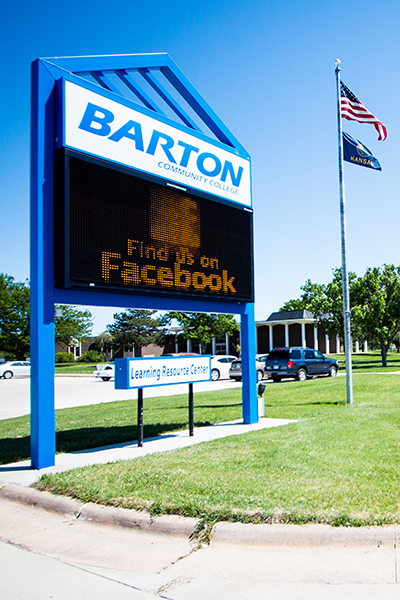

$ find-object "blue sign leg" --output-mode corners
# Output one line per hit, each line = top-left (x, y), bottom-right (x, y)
(30, 59), (56, 469)
(240, 303), (258, 424)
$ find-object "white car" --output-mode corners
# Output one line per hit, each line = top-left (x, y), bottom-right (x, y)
(93, 363), (115, 381)
(210, 355), (238, 381)
(0, 361), (31, 379)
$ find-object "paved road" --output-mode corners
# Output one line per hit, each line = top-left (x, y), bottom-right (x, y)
(0, 491), (399, 600)
(0, 376), (244, 420)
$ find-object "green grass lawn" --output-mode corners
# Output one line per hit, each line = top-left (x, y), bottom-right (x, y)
(0, 388), (243, 465)
(54, 362), (99, 374)
(333, 350), (400, 372)
(24, 372), (400, 527)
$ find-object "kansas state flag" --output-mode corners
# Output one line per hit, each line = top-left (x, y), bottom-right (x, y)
(343, 132), (382, 171)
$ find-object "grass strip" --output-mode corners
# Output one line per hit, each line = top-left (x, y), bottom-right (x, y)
(32, 374), (400, 527)
(0, 388), (243, 465)
(333, 350), (400, 372)
(54, 363), (99, 374)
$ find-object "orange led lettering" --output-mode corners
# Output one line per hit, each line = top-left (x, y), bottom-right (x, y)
(208, 274), (222, 291)
(176, 248), (194, 265)
(210, 258), (218, 269)
(102, 252), (121, 282)
(158, 267), (173, 287)
(192, 272), (208, 290)
(174, 262), (191, 288)
(222, 270), (236, 293)
(157, 247), (169, 261)
(145, 246), (156, 260)
(121, 262), (140, 284)
(127, 239), (143, 257)
(141, 265), (157, 285)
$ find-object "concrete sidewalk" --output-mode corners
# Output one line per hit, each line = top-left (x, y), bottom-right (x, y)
(0, 417), (297, 487)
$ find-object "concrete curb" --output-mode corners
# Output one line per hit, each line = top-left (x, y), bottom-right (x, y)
(0, 482), (82, 516)
(0, 483), (198, 538)
(1, 483), (399, 548)
(212, 521), (399, 548)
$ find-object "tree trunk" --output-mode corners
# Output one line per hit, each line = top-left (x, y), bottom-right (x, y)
(380, 342), (388, 367)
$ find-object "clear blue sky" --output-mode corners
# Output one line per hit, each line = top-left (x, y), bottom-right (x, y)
(1, 0), (399, 334)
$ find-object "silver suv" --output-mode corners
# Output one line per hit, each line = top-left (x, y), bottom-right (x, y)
(229, 354), (268, 382)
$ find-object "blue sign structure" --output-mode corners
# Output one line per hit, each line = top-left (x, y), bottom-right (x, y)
(31, 54), (258, 469)
(115, 356), (211, 389)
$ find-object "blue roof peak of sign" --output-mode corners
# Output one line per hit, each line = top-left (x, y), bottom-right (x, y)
(41, 53), (248, 157)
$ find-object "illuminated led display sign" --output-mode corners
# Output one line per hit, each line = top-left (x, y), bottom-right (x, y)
(55, 150), (254, 302)
(57, 80), (252, 207)
(115, 355), (211, 389)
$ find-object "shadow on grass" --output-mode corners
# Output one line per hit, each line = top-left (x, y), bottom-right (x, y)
(264, 399), (345, 409)
(148, 402), (241, 411)
(0, 420), (215, 466)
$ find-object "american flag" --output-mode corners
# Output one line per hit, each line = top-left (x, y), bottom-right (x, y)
(340, 81), (387, 141)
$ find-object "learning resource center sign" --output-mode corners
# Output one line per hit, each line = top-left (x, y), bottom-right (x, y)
(58, 80), (251, 207)
(115, 356), (211, 389)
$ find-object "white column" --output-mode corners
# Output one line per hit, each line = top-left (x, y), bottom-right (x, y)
(269, 325), (273, 351)
(187, 339), (192, 352)
(355, 340), (359, 353)
(364, 340), (368, 353)
(285, 323), (289, 347)
(225, 333), (229, 354)
(336, 335), (341, 353)
(325, 334), (330, 355)
(314, 327), (318, 350)
(301, 323), (306, 348)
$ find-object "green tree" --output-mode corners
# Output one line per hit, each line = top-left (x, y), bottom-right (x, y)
(351, 265), (400, 367)
(54, 305), (93, 349)
(170, 312), (239, 354)
(107, 309), (170, 356)
(280, 268), (359, 339)
(89, 331), (113, 355)
(0, 273), (30, 359)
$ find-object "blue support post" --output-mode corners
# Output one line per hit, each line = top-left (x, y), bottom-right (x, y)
(30, 59), (56, 469)
(240, 303), (258, 423)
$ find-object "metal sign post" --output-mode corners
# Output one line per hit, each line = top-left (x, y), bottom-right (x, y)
(189, 383), (194, 437)
(137, 388), (144, 447)
(335, 59), (354, 405)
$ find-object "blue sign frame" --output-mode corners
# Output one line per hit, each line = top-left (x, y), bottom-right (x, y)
(31, 54), (258, 469)
(115, 355), (211, 389)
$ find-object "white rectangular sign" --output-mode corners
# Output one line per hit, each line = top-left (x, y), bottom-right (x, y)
(61, 80), (251, 207)
(116, 356), (211, 389)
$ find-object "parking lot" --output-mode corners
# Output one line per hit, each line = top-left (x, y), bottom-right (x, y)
(0, 376), (243, 421)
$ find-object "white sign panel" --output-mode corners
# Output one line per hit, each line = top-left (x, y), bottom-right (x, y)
(62, 80), (251, 207)
(116, 356), (211, 389)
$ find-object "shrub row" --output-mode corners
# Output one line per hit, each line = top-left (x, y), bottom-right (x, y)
(55, 350), (106, 363)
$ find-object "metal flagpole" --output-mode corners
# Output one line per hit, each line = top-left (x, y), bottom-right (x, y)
(335, 59), (353, 405)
